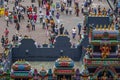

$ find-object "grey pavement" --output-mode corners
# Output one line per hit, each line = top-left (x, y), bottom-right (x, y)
(0, 0), (110, 53)
(0, 0), (110, 70)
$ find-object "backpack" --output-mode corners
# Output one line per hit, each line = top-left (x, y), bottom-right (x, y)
(56, 2), (60, 8)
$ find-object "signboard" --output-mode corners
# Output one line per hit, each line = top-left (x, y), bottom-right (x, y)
(55, 69), (74, 74)
(60, 62), (69, 67)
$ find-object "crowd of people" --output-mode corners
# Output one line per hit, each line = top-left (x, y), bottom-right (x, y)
(0, 0), (118, 74)
(0, 0), (117, 57)
(1, 0), (84, 49)
(0, 0), (82, 71)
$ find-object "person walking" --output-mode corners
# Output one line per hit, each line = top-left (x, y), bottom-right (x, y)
(14, 14), (18, 23)
(33, 13), (37, 23)
(56, 12), (60, 19)
(31, 19), (35, 31)
(15, 22), (20, 33)
(69, 7), (72, 15)
(26, 20), (31, 32)
(72, 27), (77, 39)
(1, 35), (5, 47)
(76, 7), (80, 16)
(39, 11), (44, 23)
(4, 28), (9, 37)
(18, 12), (21, 23)
(8, 13), (13, 24)
(64, 29), (69, 35)
(56, 12), (60, 25)
(77, 23), (81, 35)
(42, 19), (45, 29)
(65, 6), (69, 15)
(59, 24), (64, 35)
(5, 16), (9, 27)
(54, 25), (59, 35)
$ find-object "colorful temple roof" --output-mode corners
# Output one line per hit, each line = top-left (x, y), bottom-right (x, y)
(12, 60), (31, 71)
(55, 56), (74, 68)
(54, 56), (75, 75)
(39, 66), (47, 76)
(11, 60), (32, 79)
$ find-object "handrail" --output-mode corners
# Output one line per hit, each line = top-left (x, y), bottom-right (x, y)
(107, 0), (114, 11)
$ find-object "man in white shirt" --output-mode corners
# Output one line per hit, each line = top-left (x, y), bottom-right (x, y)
(39, 11), (44, 23)
(72, 27), (77, 39)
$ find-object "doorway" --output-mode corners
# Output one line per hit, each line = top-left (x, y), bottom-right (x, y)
(97, 70), (114, 79)
(57, 75), (72, 80)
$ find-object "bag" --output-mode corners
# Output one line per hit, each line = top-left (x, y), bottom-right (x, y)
(5, 16), (8, 21)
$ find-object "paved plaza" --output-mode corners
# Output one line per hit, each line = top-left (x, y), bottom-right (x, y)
(0, 0), (111, 70)
(0, 0), (110, 53)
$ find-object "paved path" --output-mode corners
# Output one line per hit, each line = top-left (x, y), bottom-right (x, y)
(0, 0), (110, 53)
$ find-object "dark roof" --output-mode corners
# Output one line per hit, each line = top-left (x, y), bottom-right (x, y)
(87, 16), (110, 27)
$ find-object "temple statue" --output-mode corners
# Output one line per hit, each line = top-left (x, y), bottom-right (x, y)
(101, 72), (108, 80)
(104, 25), (106, 30)
(84, 45), (93, 57)
(108, 25), (110, 30)
(96, 25), (99, 30)
(100, 44), (111, 59)
(100, 25), (102, 30)
(62, 76), (67, 80)
(111, 24), (114, 30)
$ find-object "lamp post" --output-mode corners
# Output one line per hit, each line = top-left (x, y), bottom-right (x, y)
(60, 50), (63, 56)
(25, 49), (29, 54)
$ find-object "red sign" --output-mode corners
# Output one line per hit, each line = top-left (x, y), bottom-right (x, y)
(60, 62), (69, 66)
(56, 70), (73, 74)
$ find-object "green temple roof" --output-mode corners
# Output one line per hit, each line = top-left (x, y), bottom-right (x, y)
(13, 72), (29, 76)
(91, 40), (118, 43)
